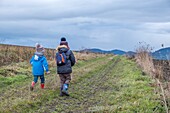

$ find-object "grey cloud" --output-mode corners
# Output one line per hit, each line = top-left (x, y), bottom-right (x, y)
(0, 0), (116, 21)
(1, 0), (170, 51)
(1, 0), (169, 22)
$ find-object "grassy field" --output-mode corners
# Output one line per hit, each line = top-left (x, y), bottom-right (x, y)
(0, 44), (55, 66)
(0, 54), (165, 113)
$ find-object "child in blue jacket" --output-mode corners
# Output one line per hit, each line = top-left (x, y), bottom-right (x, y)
(30, 43), (50, 91)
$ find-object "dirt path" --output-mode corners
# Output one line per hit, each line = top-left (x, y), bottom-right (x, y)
(37, 57), (119, 113)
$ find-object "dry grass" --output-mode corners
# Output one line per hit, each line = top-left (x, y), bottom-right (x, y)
(135, 43), (155, 77)
(0, 44), (104, 67)
(135, 43), (169, 113)
(0, 44), (55, 66)
(74, 52), (106, 62)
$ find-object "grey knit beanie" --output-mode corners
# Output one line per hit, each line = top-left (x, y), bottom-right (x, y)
(35, 43), (45, 53)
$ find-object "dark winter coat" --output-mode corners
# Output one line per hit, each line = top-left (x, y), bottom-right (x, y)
(56, 45), (75, 74)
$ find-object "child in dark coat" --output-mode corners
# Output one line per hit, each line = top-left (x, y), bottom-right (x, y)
(30, 43), (50, 91)
(56, 38), (75, 96)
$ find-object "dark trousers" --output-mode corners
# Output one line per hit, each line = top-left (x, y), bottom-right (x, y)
(33, 75), (45, 83)
(59, 74), (71, 88)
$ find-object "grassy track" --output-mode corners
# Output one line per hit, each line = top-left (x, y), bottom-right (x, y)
(0, 55), (165, 113)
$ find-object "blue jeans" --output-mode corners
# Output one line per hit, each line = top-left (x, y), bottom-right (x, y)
(33, 75), (45, 83)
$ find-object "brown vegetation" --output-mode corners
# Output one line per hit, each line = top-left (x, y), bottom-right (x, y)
(135, 43), (170, 113)
(0, 44), (55, 66)
(0, 44), (103, 67)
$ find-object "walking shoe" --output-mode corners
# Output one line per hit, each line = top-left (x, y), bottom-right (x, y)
(62, 84), (69, 96)
(63, 84), (68, 90)
(41, 83), (44, 89)
(30, 81), (35, 91)
(62, 90), (70, 96)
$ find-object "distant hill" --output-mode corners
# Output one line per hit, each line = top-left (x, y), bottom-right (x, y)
(84, 48), (109, 54)
(111, 49), (126, 55)
(82, 48), (130, 55)
(152, 47), (170, 60)
(81, 47), (170, 60)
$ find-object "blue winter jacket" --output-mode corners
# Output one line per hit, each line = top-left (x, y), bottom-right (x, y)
(30, 53), (49, 76)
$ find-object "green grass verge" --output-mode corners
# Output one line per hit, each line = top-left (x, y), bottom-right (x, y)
(0, 56), (165, 113)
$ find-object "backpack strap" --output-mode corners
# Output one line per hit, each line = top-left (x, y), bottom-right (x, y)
(60, 53), (65, 63)
(65, 50), (71, 60)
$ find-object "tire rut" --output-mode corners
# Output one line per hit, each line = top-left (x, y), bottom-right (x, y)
(38, 57), (120, 113)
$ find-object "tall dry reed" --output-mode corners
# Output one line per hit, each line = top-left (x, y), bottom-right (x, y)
(135, 42), (169, 113)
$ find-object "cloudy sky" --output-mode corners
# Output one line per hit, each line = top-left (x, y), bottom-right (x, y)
(0, 0), (170, 51)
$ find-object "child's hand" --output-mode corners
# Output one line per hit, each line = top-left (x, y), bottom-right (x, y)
(46, 71), (50, 74)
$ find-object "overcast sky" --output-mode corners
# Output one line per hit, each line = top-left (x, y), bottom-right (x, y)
(0, 0), (170, 51)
